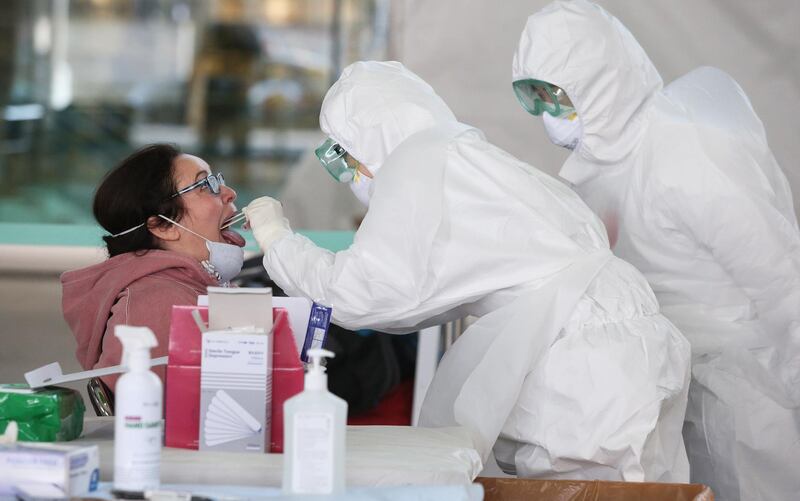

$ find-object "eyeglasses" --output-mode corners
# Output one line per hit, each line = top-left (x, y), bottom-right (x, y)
(513, 79), (575, 118)
(171, 172), (226, 198)
(315, 138), (357, 183)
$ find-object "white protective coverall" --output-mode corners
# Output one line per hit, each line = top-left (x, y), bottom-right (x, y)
(513, 1), (800, 499)
(259, 61), (691, 481)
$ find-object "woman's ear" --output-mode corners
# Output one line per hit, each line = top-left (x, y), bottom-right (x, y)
(147, 215), (180, 242)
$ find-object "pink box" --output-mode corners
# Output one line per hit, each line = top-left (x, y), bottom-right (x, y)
(165, 306), (303, 452)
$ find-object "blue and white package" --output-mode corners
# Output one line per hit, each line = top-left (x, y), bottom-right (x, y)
(0, 443), (100, 497)
(300, 303), (332, 363)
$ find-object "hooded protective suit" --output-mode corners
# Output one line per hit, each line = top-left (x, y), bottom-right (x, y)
(257, 61), (691, 481)
(513, 1), (800, 499)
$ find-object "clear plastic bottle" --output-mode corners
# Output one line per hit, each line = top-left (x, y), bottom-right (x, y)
(283, 348), (347, 495)
(113, 325), (162, 495)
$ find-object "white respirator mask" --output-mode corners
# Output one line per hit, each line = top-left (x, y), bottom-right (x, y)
(543, 112), (583, 150)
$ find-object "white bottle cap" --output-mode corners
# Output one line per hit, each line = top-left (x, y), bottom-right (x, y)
(305, 348), (335, 391)
(114, 325), (158, 372)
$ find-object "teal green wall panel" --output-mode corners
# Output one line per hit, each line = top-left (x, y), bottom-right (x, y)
(0, 223), (354, 253)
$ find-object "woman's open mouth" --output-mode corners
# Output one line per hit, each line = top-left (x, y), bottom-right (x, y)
(219, 211), (247, 247)
(220, 228), (246, 247)
(219, 211), (246, 247)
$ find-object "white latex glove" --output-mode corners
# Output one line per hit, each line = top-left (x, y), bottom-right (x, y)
(243, 196), (292, 253)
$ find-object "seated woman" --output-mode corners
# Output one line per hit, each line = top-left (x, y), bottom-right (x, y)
(61, 144), (246, 391)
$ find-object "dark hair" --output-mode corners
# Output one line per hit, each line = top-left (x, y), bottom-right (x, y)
(94, 144), (185, 257)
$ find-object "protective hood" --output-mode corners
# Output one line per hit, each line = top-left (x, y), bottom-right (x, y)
(512, 0), (663, 165)
(61, 250), (218, 370)
(319, 61), (463, 174)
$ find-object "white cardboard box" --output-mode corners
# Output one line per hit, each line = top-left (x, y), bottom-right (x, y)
(207, 287), (273, 331)
(0, 442), (100, 496)
(199, 328), (272, 453)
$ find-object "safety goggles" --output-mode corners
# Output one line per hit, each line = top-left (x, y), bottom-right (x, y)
(315, 138), (356, 183)
(171, 172), (226, 198)
(513, 79), (575, 118)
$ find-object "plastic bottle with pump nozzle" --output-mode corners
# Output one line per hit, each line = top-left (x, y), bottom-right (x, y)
(283, 348), (347, 495)
(113, 325), (162, 495)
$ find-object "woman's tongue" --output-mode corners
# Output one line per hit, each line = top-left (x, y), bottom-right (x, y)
(221, 229), (246, 247)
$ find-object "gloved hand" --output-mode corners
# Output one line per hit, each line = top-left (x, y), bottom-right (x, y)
(243, 196), (292, 253)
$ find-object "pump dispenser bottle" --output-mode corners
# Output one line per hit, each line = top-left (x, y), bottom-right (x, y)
(113, 325), (162, 494)
(283, 348), (347, 495)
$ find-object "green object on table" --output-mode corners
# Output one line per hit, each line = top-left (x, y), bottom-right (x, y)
(0, 385), (85, 442)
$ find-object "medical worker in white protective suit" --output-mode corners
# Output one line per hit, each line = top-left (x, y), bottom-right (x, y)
(244, 61), (692, 481)
(512, 1), (800, 499)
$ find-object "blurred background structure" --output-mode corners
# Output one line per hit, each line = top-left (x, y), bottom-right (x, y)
(0, 0), (387, 228)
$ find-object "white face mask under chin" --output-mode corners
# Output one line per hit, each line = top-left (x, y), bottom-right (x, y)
(542, 112), (583, 150)
(349, 173), (374, 207)
(158, 215), (244, 283)
(202, 240), (244, 283)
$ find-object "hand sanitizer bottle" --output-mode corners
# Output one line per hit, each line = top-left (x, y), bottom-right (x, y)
(113, 325), (162, 495)
(283, 348), (347, 495)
